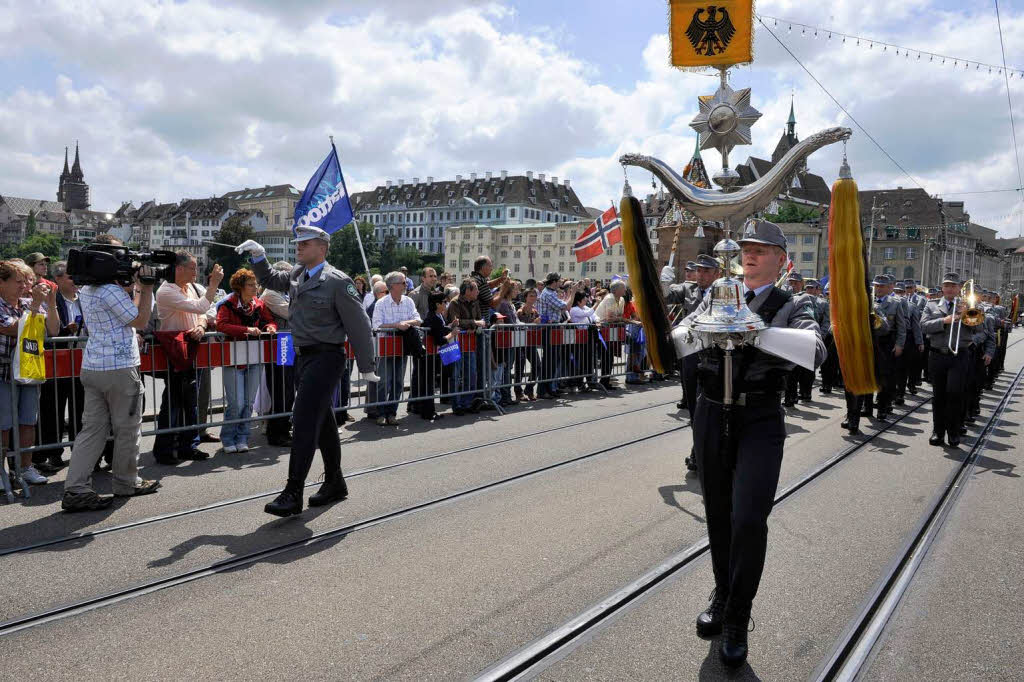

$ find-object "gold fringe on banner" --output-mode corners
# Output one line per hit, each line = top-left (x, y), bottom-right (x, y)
(828, 171), (878, 395)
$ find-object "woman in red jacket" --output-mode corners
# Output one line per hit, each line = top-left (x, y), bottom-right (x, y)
(216, 268), (277, 453)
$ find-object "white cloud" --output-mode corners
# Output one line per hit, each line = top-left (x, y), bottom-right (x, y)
(0, 0), (1022, 239)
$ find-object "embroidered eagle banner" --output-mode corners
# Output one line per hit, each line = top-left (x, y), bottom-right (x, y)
(669, 0), (754, 68)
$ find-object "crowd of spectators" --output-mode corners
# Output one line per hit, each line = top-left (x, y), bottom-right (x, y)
(2, 243), (652, 503)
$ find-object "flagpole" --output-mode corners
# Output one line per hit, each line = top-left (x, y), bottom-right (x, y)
(331, 136), (372, 277)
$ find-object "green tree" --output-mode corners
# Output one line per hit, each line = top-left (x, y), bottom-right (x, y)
(764, 201), (821, 224)
(25, 210), (37, 237)
(207, 214), (255, 277)
(328, 221), (379, 277)
(0, 231), (62, 260)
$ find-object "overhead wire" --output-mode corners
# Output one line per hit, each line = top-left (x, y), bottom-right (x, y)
(755, 16), (928, 193)
(994, 0), (1024, 237)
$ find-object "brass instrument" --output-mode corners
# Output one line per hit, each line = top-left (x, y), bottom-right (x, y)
(961, 279), (984, 327)
(870, 304), (883, 330)
(947, 296), (966, 355)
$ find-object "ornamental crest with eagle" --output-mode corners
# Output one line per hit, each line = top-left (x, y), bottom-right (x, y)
(686, 5), (736, 56)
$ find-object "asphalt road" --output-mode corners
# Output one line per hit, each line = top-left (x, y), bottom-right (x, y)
(1, 341), (1022, 680)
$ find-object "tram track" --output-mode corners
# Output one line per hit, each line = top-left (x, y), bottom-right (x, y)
(813, 364), (1024, 682)
(473, 339), (1024, 681)
(473, 397), (945, 680)
(0, 398), (678, 558)
(0, 422), (690, 637)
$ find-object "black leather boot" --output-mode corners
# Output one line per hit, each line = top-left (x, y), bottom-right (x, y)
(265, 481), (303, 517)
(695, 588), (727, 638)
(309, 472), (348, 507)
(929, 432), (944, 446)
(719, 607), (752, 668)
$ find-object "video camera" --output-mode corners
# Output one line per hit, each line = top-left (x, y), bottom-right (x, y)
(66, 244), (176, 286)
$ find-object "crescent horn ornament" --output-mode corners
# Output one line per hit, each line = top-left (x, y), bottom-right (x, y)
(619, 126), (853, 226)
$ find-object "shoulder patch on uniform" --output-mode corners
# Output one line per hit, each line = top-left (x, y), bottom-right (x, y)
(347, 283), (357, 297)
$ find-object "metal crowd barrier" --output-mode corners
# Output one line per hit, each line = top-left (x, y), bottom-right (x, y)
(2, 322), (644, 503)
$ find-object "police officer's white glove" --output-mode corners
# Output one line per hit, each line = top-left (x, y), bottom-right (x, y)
(360, 371), (380, 383)
(235, 239), (266, 258)
(659, 266), (675, 284)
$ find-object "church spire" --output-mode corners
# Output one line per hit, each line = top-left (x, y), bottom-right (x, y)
(62, 147), (70, 176)
(786, 95), (796, 140)
(71, 140), (83, 179)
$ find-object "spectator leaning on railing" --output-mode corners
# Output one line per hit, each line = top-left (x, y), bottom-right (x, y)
(34, 260), (88, 473)
(371, 271), (421, 426)
(152, 251), (224, 465)
(444, 278), (484, 415)
(1, 261), (60, 487)
(594, 280), (626, 390)
(60, 251), (161, 511)
(216, 268), (277, 453)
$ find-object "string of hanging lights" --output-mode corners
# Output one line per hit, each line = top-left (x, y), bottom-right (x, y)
(757, 14), (1024, 79)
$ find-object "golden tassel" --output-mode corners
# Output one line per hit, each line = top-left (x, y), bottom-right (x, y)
(828, 167), (878, 395)
(620, 194), (674, 374)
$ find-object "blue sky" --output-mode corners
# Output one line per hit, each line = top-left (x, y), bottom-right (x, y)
(0, 0), (1022, 237)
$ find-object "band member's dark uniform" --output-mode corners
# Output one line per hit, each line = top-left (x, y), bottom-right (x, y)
(683, 220), (825, 668)
(663, 254), (721, 474)
(861, 274), (906, 420)
(922, 272), (975, 448)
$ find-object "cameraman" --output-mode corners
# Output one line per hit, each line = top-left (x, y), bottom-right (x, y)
(61, 248), (160, 511)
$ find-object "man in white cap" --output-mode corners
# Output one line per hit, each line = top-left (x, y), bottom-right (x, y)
(236, 226), (378, 516)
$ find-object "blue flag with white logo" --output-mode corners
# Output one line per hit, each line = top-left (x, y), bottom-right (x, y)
(276, 332), (295, 366)
(292, 144), (354, 235)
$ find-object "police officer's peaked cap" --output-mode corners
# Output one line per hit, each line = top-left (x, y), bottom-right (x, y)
(871, 274), (891, 286)
(928, 287), (940, 295)
(787, 272), (804, 282)
(805, 278), (820, 287)
(941, 272), (961, 285)
(694, 254), (721, 269)
(738, 219), (787, 249)
(684, 260), (697, 272)
(292, 225), (331, 243)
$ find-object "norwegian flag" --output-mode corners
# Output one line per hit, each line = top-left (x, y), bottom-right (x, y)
(573, 206), (621, 263)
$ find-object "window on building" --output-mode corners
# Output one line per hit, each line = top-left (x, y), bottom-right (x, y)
(543, 250), (551, 258)
(559, 246), (566, 256)
(514, 263), (520, 273)
(495, 209), (502, 219)
(500, 250), (508, 258)
(509, 208), (517, 218)
(789, 251), (797, 262)
(559, 231), (566, 241)
(884, 247), (895, 260)
(800, 269), (813, 277)
(905, 247), (917, 260)
(543, 234), (552, 243)
(514, 235), (522, 244)
(529, 235), (537, 244)
(514, 250), (521, 259)
(903, 266), (915, 279)
(618, 245), (624, 256)
(801, 252), (813, 262)
(449, 260), (457, 268)
(605, 262), (613, 273)
(486, 210), (491, 219)
(802, 235), (814, 245)
(559, 262), (565, 271)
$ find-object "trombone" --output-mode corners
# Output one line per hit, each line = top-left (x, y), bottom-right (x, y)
(947, 279), (983, 354)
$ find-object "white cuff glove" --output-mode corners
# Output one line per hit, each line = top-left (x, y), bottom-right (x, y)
(235, 239), (266, 258)
(360, 371), (380, 383)
(659, 265), (675, 284)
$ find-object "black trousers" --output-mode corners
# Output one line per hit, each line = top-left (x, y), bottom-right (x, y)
(844, 390), (863, 430)
(694, 394), (786, 611)
(928, 350), (969, 439)
(966, 347), (986, 415)
(875, 340), (896, 413)
(287, 350), (344, 487)
(895, 344), (917, 399)
(680, 354), (699, 415)
(263, 362), (295, 439)
(785, 368), (814, 401)
(34, 376), (85, 464)
(153, 367), (199, 458)
(820, 333), (840, 390)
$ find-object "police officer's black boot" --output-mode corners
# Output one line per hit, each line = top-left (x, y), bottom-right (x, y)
(309, 471), (348, 507)
(684, 447), (698, 474)
(719, 605), (752, 668)
(265, 480), (304, 517)
(695, 588), (727, 638)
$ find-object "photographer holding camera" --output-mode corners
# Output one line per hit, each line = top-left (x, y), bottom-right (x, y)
(61, 243), (161, 511)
